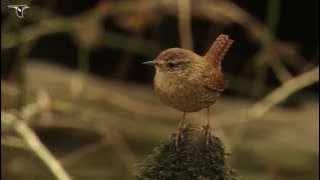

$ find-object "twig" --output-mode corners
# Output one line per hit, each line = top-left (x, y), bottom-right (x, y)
(15, 39), (31, 109)
(103, 128), (137, 177)
(177, 0), (193, 50)
(251, 50), (269, 97)
(249, 66), (319, 119)
(265, 0), (292, 83)
(78, 46), (90, 77)
(267, 53), (292, 82)
(101, 32), (161, 57)
(267, 0), (281, 32)
(70, 47), (90, 97)
(250, 0), (286, 96)
(1, 112), (72, 180)
(1, 136), (28, 150)
(61, 141), (105, 166)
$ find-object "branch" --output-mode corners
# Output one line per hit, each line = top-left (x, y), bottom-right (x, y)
(1, 136), (28, 150)
(177, 0), (193, 50)
(249, 67), (319, 119)
(1, 112), (72, 180)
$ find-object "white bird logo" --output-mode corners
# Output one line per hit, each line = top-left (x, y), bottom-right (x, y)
(7, 5), (29, 18)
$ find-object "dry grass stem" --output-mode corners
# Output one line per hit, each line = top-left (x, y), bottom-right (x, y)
(1, 112), (72, 180)
(177, 0), (193, 50)
(1, 136), (28, 150)
(249, 66), (319, 119)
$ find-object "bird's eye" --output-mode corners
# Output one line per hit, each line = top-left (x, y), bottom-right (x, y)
(167, 61), (183, 70)
(167, 62), (177, 69)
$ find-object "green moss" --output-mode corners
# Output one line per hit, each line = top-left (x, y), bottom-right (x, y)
(137, 125), (240, 180)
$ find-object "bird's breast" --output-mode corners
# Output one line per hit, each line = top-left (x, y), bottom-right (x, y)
(154, 71), (220, 112)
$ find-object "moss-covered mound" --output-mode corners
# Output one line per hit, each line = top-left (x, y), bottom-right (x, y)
(137, 125), (240, 180)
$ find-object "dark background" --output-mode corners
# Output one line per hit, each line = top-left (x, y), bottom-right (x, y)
(2, 0), (318, 90)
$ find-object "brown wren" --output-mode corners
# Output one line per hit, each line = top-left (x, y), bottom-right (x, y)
(143, 34), (234, 146)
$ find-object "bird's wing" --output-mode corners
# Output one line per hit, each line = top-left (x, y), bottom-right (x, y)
(202, 70), (226, 92)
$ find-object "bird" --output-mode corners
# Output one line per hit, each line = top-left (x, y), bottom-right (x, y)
(7, 5), (29, 18)
(143, 34), (234, 147)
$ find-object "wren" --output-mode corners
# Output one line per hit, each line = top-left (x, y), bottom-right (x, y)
(143, 34), (234, 146)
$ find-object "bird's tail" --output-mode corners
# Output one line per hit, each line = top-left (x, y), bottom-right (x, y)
(204, 34), (234, 71)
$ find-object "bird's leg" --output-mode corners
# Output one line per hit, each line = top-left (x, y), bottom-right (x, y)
(176, 112), (187, 148)
(205, 107), (211, 146)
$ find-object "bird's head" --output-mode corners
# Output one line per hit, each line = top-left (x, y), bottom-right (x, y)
(143, 48), (201, 78)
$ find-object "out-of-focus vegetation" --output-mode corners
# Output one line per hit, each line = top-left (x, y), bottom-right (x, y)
(1, 0), (319, 180)
(137, 125), (239, 180)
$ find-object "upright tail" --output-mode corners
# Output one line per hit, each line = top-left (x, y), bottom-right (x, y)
(204, 34), (234, 71)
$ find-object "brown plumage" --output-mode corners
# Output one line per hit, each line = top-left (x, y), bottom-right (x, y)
(204, 34), (234, 71)
(145, 34), (234, 146)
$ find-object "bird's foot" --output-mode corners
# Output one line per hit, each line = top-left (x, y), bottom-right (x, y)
(203, 125), (212, 146)
(175, 127), (184, 149)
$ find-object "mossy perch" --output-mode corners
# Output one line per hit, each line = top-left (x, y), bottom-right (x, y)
(137, 124), (240, 180)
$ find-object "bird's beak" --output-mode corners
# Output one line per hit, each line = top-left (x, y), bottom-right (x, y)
(142, 60), (156, 66)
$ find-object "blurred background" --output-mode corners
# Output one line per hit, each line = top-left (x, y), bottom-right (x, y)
(1, 0), (319, 180)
